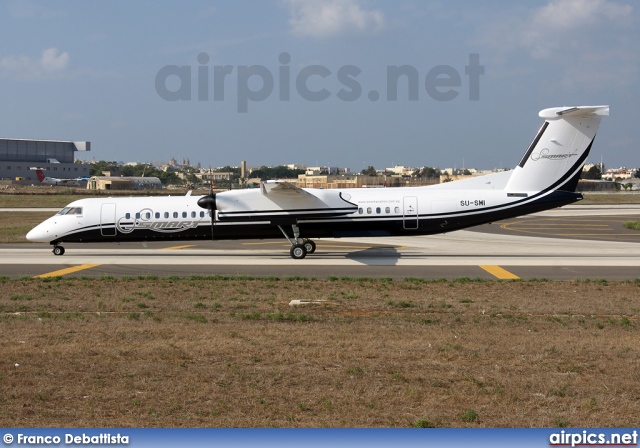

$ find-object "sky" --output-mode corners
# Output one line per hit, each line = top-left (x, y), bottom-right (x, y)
(0, 0), (638, 171)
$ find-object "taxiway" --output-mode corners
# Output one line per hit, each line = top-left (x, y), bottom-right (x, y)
(1, 205), (639, 280)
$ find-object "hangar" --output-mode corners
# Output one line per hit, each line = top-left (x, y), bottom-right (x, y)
(0, 138), (91, 182)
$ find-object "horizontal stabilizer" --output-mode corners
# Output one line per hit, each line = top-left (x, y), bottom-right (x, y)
(539, 105), (609, 119)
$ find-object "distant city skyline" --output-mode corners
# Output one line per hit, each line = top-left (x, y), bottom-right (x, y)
(76, 155), (637, 174)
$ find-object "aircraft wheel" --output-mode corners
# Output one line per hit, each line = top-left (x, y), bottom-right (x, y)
(290, 244), (307, 260)
(303, 240), (316, 254)
(53, 245), (65, 256)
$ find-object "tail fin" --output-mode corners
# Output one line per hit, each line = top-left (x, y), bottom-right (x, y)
(35, 169), (45, 182)
(505, 106), (609, 193)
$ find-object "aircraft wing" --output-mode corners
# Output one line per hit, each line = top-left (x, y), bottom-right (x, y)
(260, 180), (306, 195)
(215, 180), (358, 221)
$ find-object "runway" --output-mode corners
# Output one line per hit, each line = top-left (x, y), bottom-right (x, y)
(2, 205), (640, 280)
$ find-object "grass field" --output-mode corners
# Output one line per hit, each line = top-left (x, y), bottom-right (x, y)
(0, 188), (203, 209)
(0, 212), (54, 243)
(624, 221), (640, 231)
(2, 191), (639, 427)
(1, 276), (639, 428)
(579, 193), (640, 205)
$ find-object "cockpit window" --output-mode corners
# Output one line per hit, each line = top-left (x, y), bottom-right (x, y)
(56, 207), (83, 216)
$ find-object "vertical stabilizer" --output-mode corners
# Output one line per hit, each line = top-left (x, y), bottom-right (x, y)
(505, 106), (609, 193)
(35, 169), (45, 182)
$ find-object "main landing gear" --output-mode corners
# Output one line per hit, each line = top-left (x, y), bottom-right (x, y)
(277, 224), (316, 260)
(52, 245), (65, 256)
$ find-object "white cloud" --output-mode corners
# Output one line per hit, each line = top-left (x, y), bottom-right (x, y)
(7, 2), (67, 19)
(476, 0), (637, 90)
(285, 0), (385, 39)
(523, 0), (633, 59)
(41, 48), (69, 72)
(1, 47), (69, 79)
(533, 0), (631, 30)
(480, 0), (633, 60)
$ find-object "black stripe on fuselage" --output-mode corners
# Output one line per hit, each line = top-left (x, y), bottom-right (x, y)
(218, 206), (358, 221)
(51, 190), (580, 244)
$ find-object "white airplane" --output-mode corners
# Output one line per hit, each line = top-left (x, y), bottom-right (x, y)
(31, 168), (83, 187)
(27, 105), (609, 258)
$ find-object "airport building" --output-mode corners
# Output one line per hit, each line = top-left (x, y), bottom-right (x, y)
(0, 138), (91, 182)
(296, 174), (440, 188)
(87, 176), (162, 191)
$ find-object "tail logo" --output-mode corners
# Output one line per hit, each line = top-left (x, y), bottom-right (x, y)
(530, 148), (578, 162)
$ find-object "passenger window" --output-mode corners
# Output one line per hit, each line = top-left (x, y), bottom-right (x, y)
(376, 207), (381, 214)
(394, 207), (400, 213)
(173, 212), (178, 218)
(135, 213), (140, 219)
(155, 212), (160, 219)
(200, 211), (205, 218)
(367, 207), (372, 214)
(182, 211), (187, 218)
(125, 213), (130, 219)
(145, 212), (150, 219)
(164, 212), (169, 219)
(191, 211), (196, 218)
(358, 208), (363, 214)
(385, 207), (390, 214)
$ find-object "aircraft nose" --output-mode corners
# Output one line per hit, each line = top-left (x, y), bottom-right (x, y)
(26, 223), (51, 242)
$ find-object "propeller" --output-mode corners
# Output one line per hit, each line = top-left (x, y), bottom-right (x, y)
(197, 169), (217, 240)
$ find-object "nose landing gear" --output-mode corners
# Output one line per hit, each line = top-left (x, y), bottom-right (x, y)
(52, 245), (65, 256)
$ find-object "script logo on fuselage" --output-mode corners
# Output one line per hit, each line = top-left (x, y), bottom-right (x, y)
(115, 208), (201, 234)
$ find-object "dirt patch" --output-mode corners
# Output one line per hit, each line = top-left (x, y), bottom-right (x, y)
(1, 276), (639, 427)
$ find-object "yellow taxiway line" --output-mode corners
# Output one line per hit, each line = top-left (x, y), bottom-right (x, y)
(34, 264), (101, 278)
(479, 265), (520, 280)
(161, 245), (197, 250)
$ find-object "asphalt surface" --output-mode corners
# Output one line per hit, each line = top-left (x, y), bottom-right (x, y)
(2, 205), (640, 280)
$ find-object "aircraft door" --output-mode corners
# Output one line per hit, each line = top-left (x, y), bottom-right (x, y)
(100, 203), (117, 236)
(403, 196), (418, 229)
